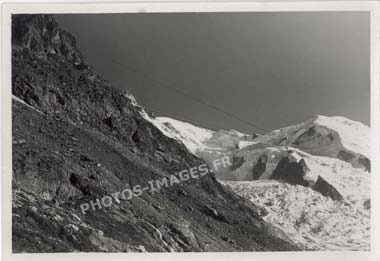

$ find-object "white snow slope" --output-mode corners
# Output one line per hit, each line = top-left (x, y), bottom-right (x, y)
(155, 117), (215, 154)
(314, 116), (370, 158)
(153, 117), (258, 154)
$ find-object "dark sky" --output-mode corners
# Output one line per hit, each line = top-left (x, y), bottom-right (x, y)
(56, 12), (370, 134)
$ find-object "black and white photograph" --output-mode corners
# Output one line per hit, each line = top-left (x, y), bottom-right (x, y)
(2, 1), (380, 259)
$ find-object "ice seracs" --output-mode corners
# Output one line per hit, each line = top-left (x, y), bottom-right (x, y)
(223, 180), (370, 250)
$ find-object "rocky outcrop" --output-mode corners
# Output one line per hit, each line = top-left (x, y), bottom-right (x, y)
(271, 157), (310, 187)
(271, 154), (343, 201)
(11, 14), (298, 252)
(312, 176), (343, 201)
(197, 144), (368, 202)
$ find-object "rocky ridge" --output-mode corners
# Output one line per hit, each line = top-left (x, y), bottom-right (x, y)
(11, 14), (298, 252)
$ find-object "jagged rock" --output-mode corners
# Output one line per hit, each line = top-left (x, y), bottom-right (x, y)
(270, 153), (344, 201)
(201, 205), (230, 223)
(363, 199), (371, 210)
(229, 156), (245, 171)
(252, 154), (268, 180)
(271, 157), (310, 186)
(221, 235), (235, 244)
(312, 176), (343, 201)
(256, 206), (269, 217)
(358, 156), (371, 172)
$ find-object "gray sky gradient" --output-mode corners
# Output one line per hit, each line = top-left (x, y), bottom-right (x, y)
(56, 12), (370, 134)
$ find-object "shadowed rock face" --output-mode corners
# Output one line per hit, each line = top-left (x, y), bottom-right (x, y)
(294, 126), (338, 153)
(271, 155), (343, 201)
(271, 158), (310, 187)
(11, 14), (299, 253)
(312, 176), (343, 201)
(252, 155), (267, 180)
(358, 157), (371, 172)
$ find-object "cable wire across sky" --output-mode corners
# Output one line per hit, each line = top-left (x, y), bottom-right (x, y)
(111, 59), (270, 134)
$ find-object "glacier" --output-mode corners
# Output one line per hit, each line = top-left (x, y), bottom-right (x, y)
(147, 113), (371, 251)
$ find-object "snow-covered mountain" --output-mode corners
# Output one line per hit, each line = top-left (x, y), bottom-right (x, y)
(146, 113), (371, 250)
(254, 115), (370, 171)
(155, 117), (215, 154)
(153, 117), (258, 154)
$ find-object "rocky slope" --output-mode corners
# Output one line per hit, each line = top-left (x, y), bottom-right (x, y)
(152, 115), (371, 250)
(11, 14), (299, 252)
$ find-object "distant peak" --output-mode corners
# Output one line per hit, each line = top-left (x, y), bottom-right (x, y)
(308, 115), (369, 129)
